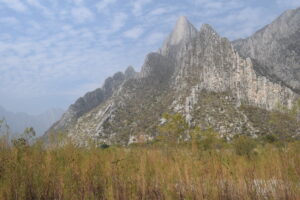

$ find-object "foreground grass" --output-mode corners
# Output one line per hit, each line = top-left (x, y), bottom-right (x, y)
(0, 139), (299, 200)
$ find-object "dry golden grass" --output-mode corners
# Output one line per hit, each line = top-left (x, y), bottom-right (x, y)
(0, 138), (299, 200)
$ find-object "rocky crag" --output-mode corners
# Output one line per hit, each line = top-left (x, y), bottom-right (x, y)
(46, 8), (300, 145)
(233, 7), (300, 93)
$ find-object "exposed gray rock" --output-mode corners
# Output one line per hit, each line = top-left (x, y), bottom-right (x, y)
(233, 7), (300, 93)
(124, 66), (137, 79)
(140, 52), (174, 78)
(46, 10), (300, 145)
(169, 23), (297, 115)
(45, 70), (128, 136)
(160, 16), (198, 58)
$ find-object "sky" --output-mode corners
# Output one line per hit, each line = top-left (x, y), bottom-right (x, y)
(0, 0), (300, 115)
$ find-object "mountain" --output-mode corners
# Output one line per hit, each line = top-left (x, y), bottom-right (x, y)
(0, 106), (64, 137)
(233, 7), (300, 93)
(45, 67), (137, 136)
(46, 10), (300, 145)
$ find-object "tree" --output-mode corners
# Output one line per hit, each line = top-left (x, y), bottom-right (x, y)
(12, 127), (36, 148)
(23, 127), (36, 141)
(198, 128), (224, 151)
(233, 135), (257, 156)
(158, 113), (189, 144)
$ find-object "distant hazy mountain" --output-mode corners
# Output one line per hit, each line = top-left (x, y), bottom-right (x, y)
(0, 106), (64, 137)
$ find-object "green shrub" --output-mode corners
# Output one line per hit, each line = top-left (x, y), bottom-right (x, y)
(197, 128), (225, 151)
(233, 135), (257, 156)
(99, 143), (110, 149)
(158, 113), (188, 144)
(263, 134), (279, 144)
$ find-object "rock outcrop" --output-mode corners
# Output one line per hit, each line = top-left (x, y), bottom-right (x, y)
(45, 67), (136, 135)
(160, 16), (198, 57)
(233, 7), (300, 93)
(169, 23), (296, 116)
(46, 10), (300, 145)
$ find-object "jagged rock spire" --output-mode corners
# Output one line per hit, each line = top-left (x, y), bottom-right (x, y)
(198, 23), (221, 44)
(167, 16), (197, 45)
(160, 16), (197, 55)
(199, 24), (219, 36)
(124, 66), (136, 79)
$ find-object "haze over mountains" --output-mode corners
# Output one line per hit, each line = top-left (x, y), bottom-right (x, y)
(46, 7), (300, 145)
(0, 106), (63, 137)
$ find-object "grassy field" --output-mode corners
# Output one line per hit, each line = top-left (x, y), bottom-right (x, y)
(0, 134), (299, 200)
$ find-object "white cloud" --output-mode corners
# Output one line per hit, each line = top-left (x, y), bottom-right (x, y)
(215, 7), (274, 39)
(148, 7), (169, 16)
(72, 0), (83, 5)
(26, 0), (54, 18)
(71, 7), (94, 23)
(26, 0), (43, 8)
(96, 0), (116, 13)
(194, 0), (223, 9)
(28, 21), (42, 31)
(0, 25), (124, 103)
(276, 0), (300, 8)
(192, 0), (243, 17)
(0, 0), (27, 12)
(123, 27), (144, 39)
(0, 17), (19, 25)
(132, 0), (152, 16)
(111, 12), (128, 32)
(145, 32), (165, 45)
(216, 7), (261, 25)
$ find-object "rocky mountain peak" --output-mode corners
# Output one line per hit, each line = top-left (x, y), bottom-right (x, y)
(200, 24), (219, 36)
(168, 16), (197, 45)
(124, 66), (136, 79)
(160, 16), (197, 56)
(233, 6), (300, 92)
(103, 72), (125, 92)
(197, 24), (223, 45)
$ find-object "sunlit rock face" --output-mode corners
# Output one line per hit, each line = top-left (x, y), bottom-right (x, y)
(160, 16), (198, 57)
(46, 10), (300, 145)
(233, 7), (300, 93)
(167, 23), (296, 116)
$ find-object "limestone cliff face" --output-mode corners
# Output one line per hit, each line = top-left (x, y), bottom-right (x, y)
(233, 7), (300, 93)
(46, 11), (300, 144)
(167, 24), (297, 119)
(160, 16), (198, 57)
